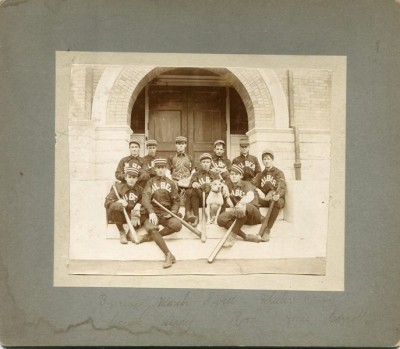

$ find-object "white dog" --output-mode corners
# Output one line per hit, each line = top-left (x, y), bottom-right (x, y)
(206, 179), (226, 224)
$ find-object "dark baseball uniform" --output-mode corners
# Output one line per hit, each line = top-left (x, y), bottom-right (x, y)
(141, 176), (182, 234)
(167, 152), (195, 181)
(186, 169), (220, 217)
(211, 154), (232, 180)
(217, 179), (262, 238)
(104, 182), (143, 231)
(115, 155), (146, 183)
(232, 154), (261, 181)
(142, 154), (157, 178)
(253, 166), (286, 229)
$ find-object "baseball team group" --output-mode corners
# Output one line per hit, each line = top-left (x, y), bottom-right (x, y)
(104, 136), (286, 268)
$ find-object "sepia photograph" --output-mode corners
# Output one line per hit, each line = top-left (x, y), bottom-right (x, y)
(55, 52), (345, 289)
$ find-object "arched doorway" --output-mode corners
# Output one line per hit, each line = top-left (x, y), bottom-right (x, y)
(130, 68), (249, 163)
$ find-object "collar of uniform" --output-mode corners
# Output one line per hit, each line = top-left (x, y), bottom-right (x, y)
(199, 169), (210, 175)
(264, 166), (275, 173)
(129, 155), (140, 160)
(213, 154), (225, 161)
(176, 152), (186, 157)
(232, 180), (243, 187)
(240, 153), (249, 159)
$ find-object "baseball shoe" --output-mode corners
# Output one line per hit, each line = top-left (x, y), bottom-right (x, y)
(191, 216), (199, 227)
(245, 234), (262, 243)
(184, 211), (196, 223)
(119, 231), (128, 244)
(260, 228), (271, 242)
(163, 252), (176, 268)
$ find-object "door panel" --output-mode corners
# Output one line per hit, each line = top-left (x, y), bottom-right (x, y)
(148, 85), (226, 167)
(189, 87), (226, 166)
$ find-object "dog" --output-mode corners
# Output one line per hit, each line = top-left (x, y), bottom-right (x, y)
(206, 179), (225, 224)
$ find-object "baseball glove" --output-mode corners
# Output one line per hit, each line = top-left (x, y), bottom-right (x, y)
(234, 202), (246, 218)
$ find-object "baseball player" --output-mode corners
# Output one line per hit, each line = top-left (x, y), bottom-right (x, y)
(217, 164), (262, 243)
(114, 137), (150, 184)
(184, 153), (221, 227)
(142, 139), (158, 178)
(253, 149), (286, 242)
(141, 158), (182, 268)
(167, 136), (195, 182)
(232, 137), (261, 182)
(210, 139), (232, 181)
(104, 167), (144, 244)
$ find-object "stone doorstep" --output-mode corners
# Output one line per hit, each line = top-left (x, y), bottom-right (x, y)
(106, 207), (285, 240)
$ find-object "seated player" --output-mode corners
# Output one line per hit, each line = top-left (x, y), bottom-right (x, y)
(210, 139), (232, 181)
(142, 139), (158, 178)
(184, 153), (221, 227)
(232, 137), (261, 182)
(114, 137), (150, 185)
(104, 167), (144, 244)
(217, 164), (262, 243)
(141, 158), (182, 268)
(253, 149), (286, 242)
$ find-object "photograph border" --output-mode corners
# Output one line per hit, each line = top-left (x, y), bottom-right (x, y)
(55, 51), (346, 290)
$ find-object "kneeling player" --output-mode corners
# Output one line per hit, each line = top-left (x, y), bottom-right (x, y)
(141, 158), (182, 268)
(253, 149), (286, 242)
(217, 164), (262, 243)
(104, 167), (144, 244)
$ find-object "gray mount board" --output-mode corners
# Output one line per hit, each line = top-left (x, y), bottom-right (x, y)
(1, 0), (400, 347)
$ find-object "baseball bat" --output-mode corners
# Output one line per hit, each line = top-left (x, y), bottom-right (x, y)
(207, 219), (237, 263)
(201, 191), (207, 242)
(112, 185), (140, 244)
(152, 199), (201, 238)
(258, 200), (275, 236)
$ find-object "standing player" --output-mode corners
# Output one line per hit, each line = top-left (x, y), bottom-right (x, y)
(167, 136), (195, 182)
(104, 167), (144, 244)
(167, 136), (196, 203)
(184, 153), (220, 227)
(141, 158), (182, 268)
(114, 137), (150, 184)
(253, 149), (286, 242)
(232, 137), (261, 182)
(217, 164), (262, 243)
(142, 139), (158, 178)
(210, 139), (232, 181)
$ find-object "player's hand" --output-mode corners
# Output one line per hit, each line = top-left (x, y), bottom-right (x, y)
(149, 213), (158, 226)
(265, 191), (274, 201)
(272, 194), (280, 202)
(234, 202), (246, 218)
(192, 182), (201, 189)
(117, 198), (128, 207)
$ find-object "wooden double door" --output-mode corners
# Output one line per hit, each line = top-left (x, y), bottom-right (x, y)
(148, 85), (227, 166)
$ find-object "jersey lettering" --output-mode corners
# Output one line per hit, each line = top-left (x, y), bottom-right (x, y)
(151, 181), (172, 194)
(198, 176), (212, 185)
(128, 192), (138, 202)
(231, 188), (246, 198)
(261, 175), (277, 188)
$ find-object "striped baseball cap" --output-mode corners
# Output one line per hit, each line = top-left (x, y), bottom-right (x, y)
(175, 136), (187, 143)
(125, 167), (140, 177)
(129, 137), (141, 146)
(153, 158), (168, 167)
(199, 153), (212, 162)
(230, 164), (244, 176)
(145, 139), (158, 147)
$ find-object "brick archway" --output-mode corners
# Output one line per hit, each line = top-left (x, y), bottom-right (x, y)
(101, 66), (281, 131)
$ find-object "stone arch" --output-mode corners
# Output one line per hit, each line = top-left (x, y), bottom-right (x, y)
(104, 67), (282, 131)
